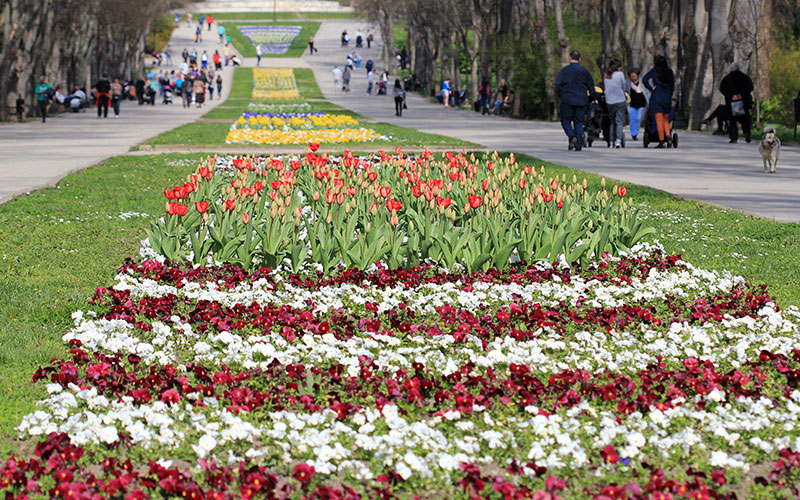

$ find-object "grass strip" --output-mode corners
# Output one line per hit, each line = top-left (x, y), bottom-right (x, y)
(221, 21), (321, 58)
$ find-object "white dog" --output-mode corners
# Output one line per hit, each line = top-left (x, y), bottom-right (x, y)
(758, 125), (780, 173)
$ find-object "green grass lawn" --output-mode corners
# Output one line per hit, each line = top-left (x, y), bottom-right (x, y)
(212, 12), (363, 20)
(1, 150), (799, 457)
(221, 21), (321, 58)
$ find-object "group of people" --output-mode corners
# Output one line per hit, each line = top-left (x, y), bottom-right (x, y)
(477, 79), (514, 115)
(340, 29), (373, 48)
(555, 49), (756, 151)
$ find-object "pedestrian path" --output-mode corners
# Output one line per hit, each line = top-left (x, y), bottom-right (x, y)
(0, 21), (236, 204)
(302, 19), (800, 223)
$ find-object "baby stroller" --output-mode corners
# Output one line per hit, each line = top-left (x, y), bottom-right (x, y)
(163, 84), (174, 104)
(642, 105), (679, 148)
(583, 89), (613, 147)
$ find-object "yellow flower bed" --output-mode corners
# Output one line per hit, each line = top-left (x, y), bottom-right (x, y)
(233, 114), (360, 130)
(226, 127), (384, 144)
(252, 68), (300, 101)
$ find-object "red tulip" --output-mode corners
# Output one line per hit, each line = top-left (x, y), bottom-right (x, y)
(225, 200), (236, 211)
(481, 180), (489, 191)
(254, 181), (264, 191)
(368, 172), (378, 182)
(519, 178), (526, 189)
(164, 189), (176, 200)
(436, 197), (452, 209)
(175, 204), (188, 216)
(386, 198), (403, 212)
(619, 186), (627, 197)
(195, 201), (209, 213)
(379, 186), (392, 198)
(242, 212), (250, 224)
(468, 195), (483, 209)
(411, 185), (422, 197)
(271, 180), (281, 190)
(309, 143), (320, 152)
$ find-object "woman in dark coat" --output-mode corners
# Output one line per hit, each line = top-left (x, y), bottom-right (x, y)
(642, 54), (675, 147)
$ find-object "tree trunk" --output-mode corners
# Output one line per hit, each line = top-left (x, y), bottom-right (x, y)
(553, 0), (570, 65)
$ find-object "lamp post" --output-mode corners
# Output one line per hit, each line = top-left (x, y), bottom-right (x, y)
(674, 0), (688, 129)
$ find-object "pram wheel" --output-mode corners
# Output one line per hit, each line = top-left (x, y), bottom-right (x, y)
(672, 133), (678, 149)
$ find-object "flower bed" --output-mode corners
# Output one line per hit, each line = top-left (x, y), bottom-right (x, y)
(4, 149), (800, 499)
(231, 113), (360, 130)
(235, 70), (382, 144)
(147, 150), (651, 271)
(238, 25), (302, 54)
(7, 240), (800, 498)
(252, 68), (300, 102)
(246, 102), (313, 114)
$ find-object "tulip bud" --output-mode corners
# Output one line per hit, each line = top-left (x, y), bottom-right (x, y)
(242, 213), (250, 224)
(203, 212), (209, 223)
(326, 212), (333, 224)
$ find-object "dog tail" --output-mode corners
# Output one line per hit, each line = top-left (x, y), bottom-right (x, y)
(763, 125), (776, 134)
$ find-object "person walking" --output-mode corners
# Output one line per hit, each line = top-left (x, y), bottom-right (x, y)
(308, 37), (317, 54)
(627, 69), (647, 141)
(720, 62), (754, 144)
(218, 25), (226, 44)
(182, 48), (189, 63)
(642, 54), (675, 148)
(213, 50), (221, 71)
(342, 65), (351, 92)
(441, 78), (452, 108)
(367, 31), (373, 49)
(201, 50), (209, 70)
(366, 69), (375, 95)
(198, 14), (205, 27)
(479, 77), (492, 115)
(554, 50), (596, 151)
(206, 15), (213, 31)
(182, 73), (194, 108)
(393, 79), (406, 116)
(195, 25), (202, 43)
(603, 58), (628, 148)
(216, 74), (222, 97)
(135, 76), (145, 105)
(95, 74), (111, 118)
(256, 44), (262, 66)
(35, 76), (52, 123)
(110, 77), (123, 118)
(164, 45), (173, 66)
(193, 75), (206, 108)
(332, 65), (342, 87)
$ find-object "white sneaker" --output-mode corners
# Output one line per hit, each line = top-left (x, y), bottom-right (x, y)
(614, 140), (621, 148)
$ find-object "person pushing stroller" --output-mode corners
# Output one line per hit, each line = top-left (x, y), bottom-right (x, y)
(554, 50), (596, 151)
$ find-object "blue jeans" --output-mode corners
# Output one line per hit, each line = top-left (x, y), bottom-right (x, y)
(628, 106), (645, 138)
(560, 102), (585, 149)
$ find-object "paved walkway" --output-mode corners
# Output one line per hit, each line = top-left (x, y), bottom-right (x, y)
(302, 20), (800, 223)
(0, 21), (236, 204)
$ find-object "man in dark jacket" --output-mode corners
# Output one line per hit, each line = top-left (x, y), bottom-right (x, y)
(719, 62), (754, 143)
(94, 74), (111, 118)
(554, 50), (596, 150)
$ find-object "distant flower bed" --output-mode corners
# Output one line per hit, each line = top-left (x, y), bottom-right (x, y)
(231, 113), (360, 131)
(225, 127), (384, 144)
(252, 68), (300, 101)
(246, 102), (313, 113)
(238, 25), (302, 54)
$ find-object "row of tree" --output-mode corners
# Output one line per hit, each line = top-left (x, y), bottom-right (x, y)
(355, 0), (780, 129)
(0, 0), (168, 120)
